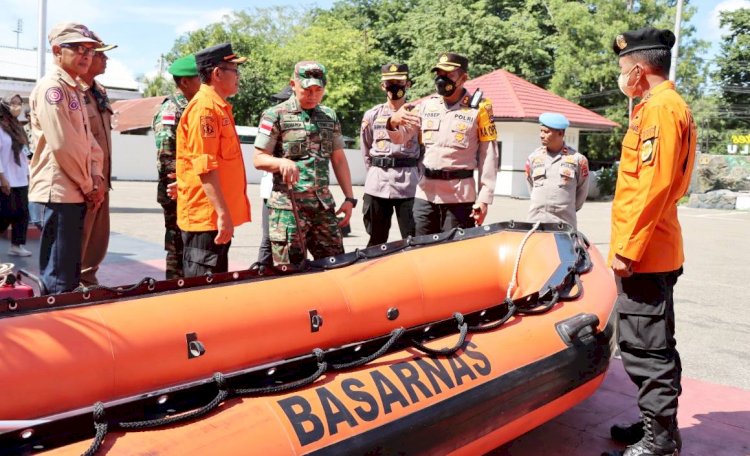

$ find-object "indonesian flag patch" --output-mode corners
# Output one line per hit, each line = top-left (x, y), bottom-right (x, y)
(259, 118), (274, 136)
(162, 112), (176, 126)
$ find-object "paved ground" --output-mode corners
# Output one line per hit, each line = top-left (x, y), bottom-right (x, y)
(4, 181), (749, 454)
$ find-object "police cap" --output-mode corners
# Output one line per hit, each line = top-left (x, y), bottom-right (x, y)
(612, 27), (676, 57)
(431, 53), (469, 72)
(195, 43), (247, 71)
(381, 63), (408, 81)
(539, 112), (570, 131)
(90, 30), (117, 52)
(168, 55), (199, 77)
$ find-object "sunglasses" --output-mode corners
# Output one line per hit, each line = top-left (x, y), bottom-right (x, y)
(60, 43), (97, 57)
(298, 68), (326, 82)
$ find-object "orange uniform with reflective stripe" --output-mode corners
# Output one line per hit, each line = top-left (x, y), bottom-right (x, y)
(609, 80), (697, 273)
(176, 84), (251, 231)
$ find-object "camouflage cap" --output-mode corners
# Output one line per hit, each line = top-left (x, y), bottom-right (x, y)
(381, 63), (408, 81)
(90, 30), (118, 52)
(612, 27), (676, 57)
(294, 61), (327, 89)
(168, 55), (199, 77)
(431, 52), (469, 72)
(48, 22), (99, 46)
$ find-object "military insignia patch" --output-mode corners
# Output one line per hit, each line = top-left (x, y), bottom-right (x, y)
(162, 107), (176, 126)
(641, 140), (654, 162)
(440, 54), (449, 63)
(222, 117), (230, 126)
(200, 115), (217, 138)
(616, 35), (627, 50)
(68, 97), (80, 111)
(376, 140), (386, 149)
(426, 120), (434, 128)
(389, 64), (398, 72)
(455, 133), (465, 142)
(259, 118), (274, 136)
(45, 87), (63, 105)
(457, 123), (467, 132)
(424, 131), (432, 140)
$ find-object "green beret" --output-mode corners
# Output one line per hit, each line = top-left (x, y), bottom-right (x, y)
(168, 55), (199, 77)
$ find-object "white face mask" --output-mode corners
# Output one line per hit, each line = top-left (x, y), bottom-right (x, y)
(617, 65), (639, 98)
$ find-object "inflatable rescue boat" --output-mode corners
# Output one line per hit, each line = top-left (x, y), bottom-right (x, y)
(0, 221), (616, 455)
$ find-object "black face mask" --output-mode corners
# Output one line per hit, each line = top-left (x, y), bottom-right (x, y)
(384, 84), (406, 100)
(434, 75), (458, 97)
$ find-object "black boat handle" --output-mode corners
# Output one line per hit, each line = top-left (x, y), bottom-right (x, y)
(555, 313), (600, 346)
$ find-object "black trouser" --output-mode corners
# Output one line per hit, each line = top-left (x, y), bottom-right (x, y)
(161, 200), (183, 279)
(257, 199), (272, 265)
(182, 231), (231, 278)
(616, 268), (683, 420)
(413, 198), (474, 236)
(0, 186), (29, 245)
(362, 193), (415, 247)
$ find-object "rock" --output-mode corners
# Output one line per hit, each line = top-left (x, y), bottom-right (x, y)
(694, 155), (750, 193)
(688, 189), (739, 209)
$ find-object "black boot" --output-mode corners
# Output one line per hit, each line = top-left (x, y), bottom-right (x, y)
(601, 415), (680, 456)
(611, 419), (644, 445)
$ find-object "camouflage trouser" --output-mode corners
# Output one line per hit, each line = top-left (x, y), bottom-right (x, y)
(268, 197), (343, 266)
(161, 201), (184, 279)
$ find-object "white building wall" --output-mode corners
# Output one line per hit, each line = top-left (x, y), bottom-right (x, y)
(111, 131), (366, 185)
(495, 121), (580, 198)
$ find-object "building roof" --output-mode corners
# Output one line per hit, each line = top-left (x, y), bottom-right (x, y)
(464, 69), (618, 130)
(0, 45), (140, 100)
(111, 96), (165, 132)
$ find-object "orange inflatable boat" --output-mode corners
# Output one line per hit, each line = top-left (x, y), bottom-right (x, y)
(0, 221), (616, 455)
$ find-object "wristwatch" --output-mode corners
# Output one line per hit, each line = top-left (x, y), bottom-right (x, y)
(345, 197), (358, 208)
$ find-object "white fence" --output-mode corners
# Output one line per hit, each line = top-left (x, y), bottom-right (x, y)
(111, 131), (366, 185)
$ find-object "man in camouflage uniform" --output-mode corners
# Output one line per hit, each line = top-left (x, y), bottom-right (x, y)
(360, 63), (421, 247)
(253, 61), (355, 266)
(388, 52), (499, 235)
(525, 112), (589, 229)
(152, 55), (201, 278)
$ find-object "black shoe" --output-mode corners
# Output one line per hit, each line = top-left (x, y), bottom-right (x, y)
(611, 420), (644, 445)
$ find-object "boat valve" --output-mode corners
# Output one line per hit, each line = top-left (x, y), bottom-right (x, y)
(309, 310), (323, 332)
(186, 332), (206, 359)
(387, 307), (399, 320)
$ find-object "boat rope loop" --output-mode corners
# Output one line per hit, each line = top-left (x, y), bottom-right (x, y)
(119, 373), (229, 430)
(232, 349), (327, 396)
(81, 402), (107, 456)
(410, 312), (468, 356)
(468, 299), (517, 332)
(332, 328), (405, 370)
(506, 222), (541, 302)
(74, 277), (158, 295)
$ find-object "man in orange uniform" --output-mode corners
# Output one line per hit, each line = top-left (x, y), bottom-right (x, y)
(176, 43), (251, 277)
(604, 27), (697, 456)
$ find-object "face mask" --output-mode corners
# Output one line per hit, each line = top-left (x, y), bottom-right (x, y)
(385, 84), (406, 100)
(617, 65), (639, 98)
(435, 75), (458, 97)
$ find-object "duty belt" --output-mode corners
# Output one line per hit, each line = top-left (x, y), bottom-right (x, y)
(371, 156), (419, 169)
(424, 168), (474, 180)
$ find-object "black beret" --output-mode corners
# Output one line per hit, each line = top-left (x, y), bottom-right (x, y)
(195, 43), (247, 71)
(613, 27), (676, 57)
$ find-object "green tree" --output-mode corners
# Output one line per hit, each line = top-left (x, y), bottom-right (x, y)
(715, 8), (750, 127)
(141, 74), (175, 98)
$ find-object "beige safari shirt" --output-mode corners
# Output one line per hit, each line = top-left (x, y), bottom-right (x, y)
(388, 93), (498, 204)
(525, 144), (589, 228)
(28, 65), (103, 203)
(83, 80), (113, 188)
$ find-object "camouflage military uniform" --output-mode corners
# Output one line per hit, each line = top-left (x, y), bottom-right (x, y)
(153, 93), (188, 278)
(254, 96), (345, 265)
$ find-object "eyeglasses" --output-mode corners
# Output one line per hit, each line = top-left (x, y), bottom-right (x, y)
(218, 66), (239, 75)
(60, 43), (97, 57)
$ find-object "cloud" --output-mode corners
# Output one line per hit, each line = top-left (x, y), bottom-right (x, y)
(708, 0), (750, 40)
(174, 8), (233, 35)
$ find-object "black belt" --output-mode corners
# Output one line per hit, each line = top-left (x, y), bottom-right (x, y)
(424, 168), (474, 180)
(371, 156), (419, 169)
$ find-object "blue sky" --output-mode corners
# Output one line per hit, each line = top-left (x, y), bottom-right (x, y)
(0, 0), (746, 83)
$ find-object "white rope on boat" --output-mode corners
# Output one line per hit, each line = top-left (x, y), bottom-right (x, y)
(506, 222), (541, 302)
(0, 263), (15, 285)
